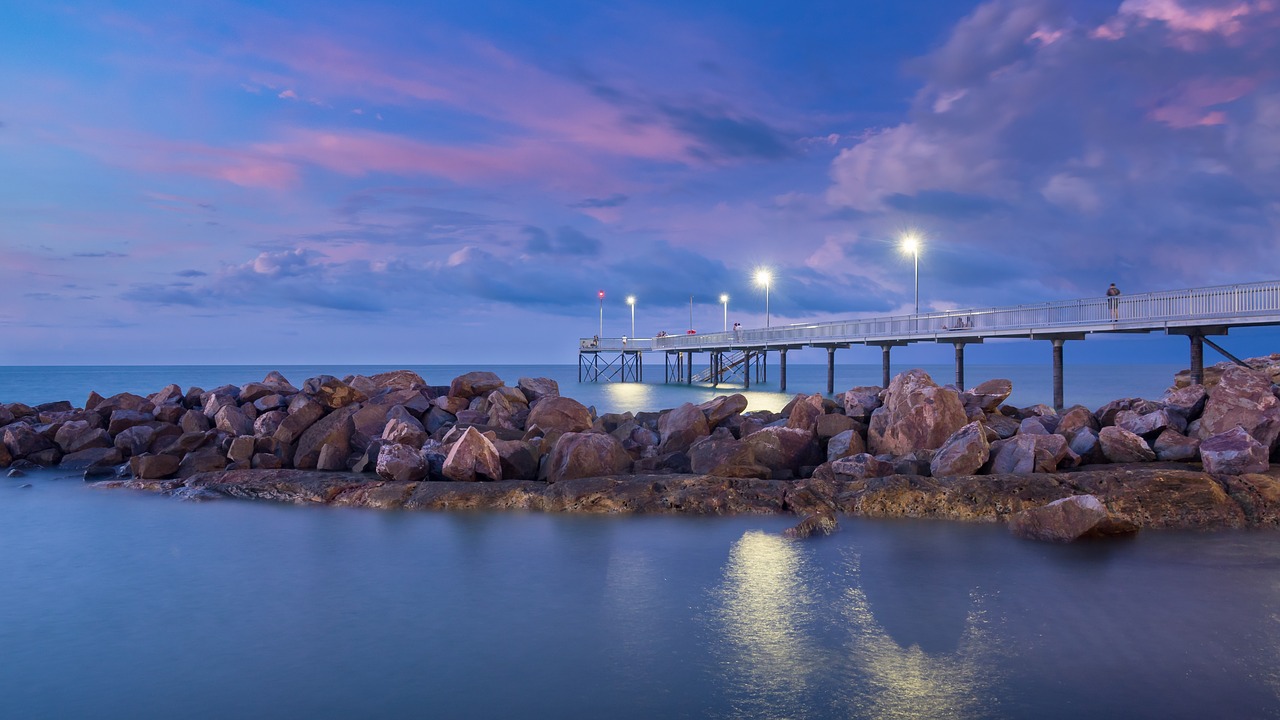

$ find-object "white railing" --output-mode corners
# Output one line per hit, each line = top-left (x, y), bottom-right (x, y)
(647, 279), (1280, 351)
(579, 337), (653, 351)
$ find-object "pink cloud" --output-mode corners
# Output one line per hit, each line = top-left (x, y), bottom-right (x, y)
(1149, 76), (1257, 127)
(1093, 0), (1272, 48)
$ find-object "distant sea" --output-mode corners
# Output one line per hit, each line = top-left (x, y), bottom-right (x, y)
(0, 362), (1185, 413)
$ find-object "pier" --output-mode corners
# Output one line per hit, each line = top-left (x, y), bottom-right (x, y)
(578, 279), (1280, 409)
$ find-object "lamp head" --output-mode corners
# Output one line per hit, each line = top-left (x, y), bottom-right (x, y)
(901, 235), (920, 256)
(598, 290), (605, 299)
(719, 294), (729, 303)
(626, 295), (635, 306)
(754, 269), (772, 287)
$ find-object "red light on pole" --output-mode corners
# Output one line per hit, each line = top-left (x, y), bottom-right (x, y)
(597, 291), (604, 338)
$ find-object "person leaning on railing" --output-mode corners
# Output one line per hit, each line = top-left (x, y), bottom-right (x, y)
(1107, 283), (1121, 321)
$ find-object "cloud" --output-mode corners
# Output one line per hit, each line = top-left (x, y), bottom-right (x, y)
(278, 89), (298, 100)
(571, 194), (629, 209)
(176, 269), (208, 277)
(523, 226), (602, 256)
(72, 251), (129, 258)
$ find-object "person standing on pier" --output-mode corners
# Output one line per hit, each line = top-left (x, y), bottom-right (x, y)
(1107, 283), (1121, 321)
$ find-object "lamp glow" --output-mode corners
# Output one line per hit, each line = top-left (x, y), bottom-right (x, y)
(626, 296), (636, 338)
(754, 269), (773, 328)
(720, 294), (729, 332)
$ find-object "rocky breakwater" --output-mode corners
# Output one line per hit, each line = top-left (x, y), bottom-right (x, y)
(8, 366), (1280, 540)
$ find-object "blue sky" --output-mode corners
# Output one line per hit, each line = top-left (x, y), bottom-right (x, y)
(2, 0), (1278, 366)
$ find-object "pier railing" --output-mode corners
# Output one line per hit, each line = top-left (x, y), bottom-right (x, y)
(579, 337), (652, 351)
(650, 279), (1280, 350)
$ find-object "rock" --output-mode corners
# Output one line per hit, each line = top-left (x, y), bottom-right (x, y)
(108, 409), (154, 436)
(1095, 397), (1160, 427)
(254, 410), (287, 438)
(815, 413), (858, 441)
(963, 379), (1013, 414)
(26, 448), (62, 467)
(158, 429), (217, 458)
(544, 431), (631, 483)
(1115, 408), (1184, 438)
(982, 413), (1021, 440)
(61, 447), (123, 470)
(517, 377), (560, 403)
(149, 384), (185, 407)
(238, 382), (277, 403)
(273, 398), (325, 445)
(743, 426), (818, 473)
(3, 424), (54, 458)
(153, 404), (185, 424)
(302, 375), (367, 409)
(262, 371), (298, 393)
(179, 409), (212, 433)
(455, 409), (487, 425)
(375, 443), (428, 482)
(442, 427), (503, 482)
(1018, 417), (1050, 435)
(990, 434), (1075, 474)
(826, 428), (866, 463)
(1197, 365), (1280, 450)
(433, 395), (469, 415)
(633, 451), (693, 474)
(316, 443), (349, 471)
(1153, 429), (1201, 462)
(54, 421), (112, 454)
(252, 453), (284, 470)
(493, 439), (540, 481)
(95, 392), (151, 415)
(842, 386), (883, 421)
(0, 443), (11, 468)
(382, 405), (428, 448)
(688, 435), (768, 478)
(369, 370), (429, 392)
(130, 453), (180, 480)
(830, 453), (895, 480)
(178, 448), (228, 478)
(83, 391), (104, 412)
(449, 371), (504, 400)
(930, 421), (990, 477)
(1162, 384), (1207, 419)
(1201, 426), (1269, 475)
(252, 394), (288, 412)
(657, 403), (711, 454)
(699, 394), (748, 429)
(785, 393), (825, 433)
(294, 404), (359, 470)
(867, 369), (967, 455)
(485, 389), (522, 429)
(1055, 406), (1099, 438)
(1068, 427), (1106, 465)
(1007, 495), (1138, 542)
(214, 405), (254, 437)
(200, 391), (238, 420)
(424, 406), (456, 434)
(525, 396), (593, 435)
(784, 509), (838, 539)
(1098, 426), (1157, 463)
(228, 436), (256, 465)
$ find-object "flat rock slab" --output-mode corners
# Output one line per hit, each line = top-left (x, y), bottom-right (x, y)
(95, 464), (1280, 530)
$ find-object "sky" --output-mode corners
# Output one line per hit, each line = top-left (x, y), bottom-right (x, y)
(1, 0), (1279, 366)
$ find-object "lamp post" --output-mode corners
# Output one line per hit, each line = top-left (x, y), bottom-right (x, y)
(901, 236), (920, 315)
(720, 294), (729, 332)
(754, 269), (772, 327)
(598, 290), (604, 338)
(626, 295), (635, 338)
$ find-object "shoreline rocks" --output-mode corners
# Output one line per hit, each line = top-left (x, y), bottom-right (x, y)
(9, 362), (1280, 539)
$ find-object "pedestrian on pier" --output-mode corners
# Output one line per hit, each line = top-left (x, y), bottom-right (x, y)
(1107, 283), (1121, 321)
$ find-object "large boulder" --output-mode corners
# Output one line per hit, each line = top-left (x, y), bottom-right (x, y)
(1197, 365), (1280, 450)
(1162, 384), (1207, 419)
(1153, 429), (1200, 462)
(54, 421), (112, 454)
(743, 426), (818, 473)
(962, 379), (1013, 414)
(302, 375), (367, 409)
(214, 405), (255, 437)
(544, 431), (631, 483)
(657, 403), (711, 454)
(293, 404), (359, 470)
(990, 434), (1071, 474)
(273, 398), (326, 445)
(493, 439), (540, 481)
(130, 453), (180, 480)
(517, 377), (560, 403)
(369, 370), (429, 393)
(3, 424), (54, 459)
(1095, 398), (1161, 427)
(868, 370), (967, 455)
(688, 435), (770, 478)
(841, 386), (883, 421)
(785, 394), (825, 434)
(253, 410), (287, 438)
(96, 392), (152, 415)
(1007, 495), (1138, 542)
(381, 406), (428, 449)
(449, 371), (504, 400)
(930, 421), (990, 477)
(1068, 427), (1106, 465)
(526, 396), (593, 435)
(1098, 426), (1156, 463)
(1054, 406), (1099, 438)
(179, 409), (212, 434)
(1200, 426), (1269, 475)
(1115, 408), (1184, 439)
(376, 443), (428, 482)
(699, 394), (748, 429)
(442, 427), (503, 482)
(830, 453), (895, 480)
(108, 409), (154, 436)
(826, 428), (866, 463)
(815, 413), (858, 441)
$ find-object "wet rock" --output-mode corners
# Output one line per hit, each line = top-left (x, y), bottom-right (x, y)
(517, 377), (560, 404)
(302, 375), (367, 410)
(178, 448), (228, 478)
(525, 396), (593, 435)
(830, 453), (895, 480)
(826, 428), (866, 463)
(1201, 426), (1269, 475)
(214, 405), (254, 437)
(545, 431), (630, 483)
(658, 403), (711, 454)
(868, 370), (967, 455)
(442, 427), (503, 482)
(688, 435), (769, 479)
(841, 386), (883, 421)
(131, 453), (180, 480)
(294, 404), (359, 470)
(449, 371), (504, 400)
(699, 394), (748, 429)
(273, 398), (325, 445)
(962, 378), (1013, 414)
(1197, 365), (1280, 449)
(1153, 429), (1200, 462)
(784, 509), (838, 539)
(1098, 426), (1156, 463)
(3, 424), (54, 459)
(930, 421), (990, 477)
(1007, 495), (1138, 542)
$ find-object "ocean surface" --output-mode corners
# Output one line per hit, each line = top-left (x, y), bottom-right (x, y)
(8, 363), (1277, 719)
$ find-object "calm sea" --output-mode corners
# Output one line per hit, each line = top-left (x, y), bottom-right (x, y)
(9, 363), (1275, 719)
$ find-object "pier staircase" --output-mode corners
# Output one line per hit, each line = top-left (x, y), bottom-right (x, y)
(692, 350), (747, 383)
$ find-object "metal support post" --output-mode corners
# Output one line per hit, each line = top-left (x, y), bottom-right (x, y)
(780, 348), (788, 393)
(1052, 338), (1065, 411)
(1190, 334), (1203, 386)
(954, 343), (965, 389)
(826, 346), (836, 395)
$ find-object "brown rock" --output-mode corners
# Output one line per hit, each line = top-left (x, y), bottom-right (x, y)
(214, 405), (254, 437)
(449, 371), (504, 399)
(784, 509), (838, 539)
(545, 431), (630, 483)
(3, 424), (54, 458)
(1116, 408), (1184, 438)
(1098, 426), (1156, 463)
(1068, 427), (1106, 465)
(930, 421), (990, 477)
(786, 393), (825, 433)
(688, 435), (769, 478)
(252, 453), (284, 470)
(1054, 406), (1099, 437)
(658, 403), (711, 454)
(841, 386), (883, 421)
(442, 427), (503, 482)
(1007, 495), (1138, 542)
(64, 447), (123, 472)
(517, 377), (560, 403)
(432, 395), (469, 415)
(1201, 426), (1269, 475)
(316, 443), (349, 471)
(381, 405), (428, 448)
(369, 370), (429, 392)
(699, 394), (748, 429)
(254, 410), (288, 438)
(55, 421), (112, 454)
(963, 378), (1013, 414)
(831, 453), (895, 480)
(868, 369), (967, 455)
(493, 439), (540, 481)
(1153, 429), (1200, 462)
(228, 435), (256, 464)
(1197, 365), (1280, 450)
(815, 413), (858, 441)
(826, 428), (866, 463)
(302, 375), (368, 409)
(178, 448), (228, 478)
(526, 396), (593, 435)
(108, 409), (154, 436)
(130, 453), (180, 480)
(238, 382), (277, 403)
(743, 426), (818, 472)
(273, 398), (325, 445)
(293, 404), (359, 470)
(1162, 384), (1207, 419)
(179, 409), (212, 434)
(96, 392), (152, 415)
(0, 442), (12, 468)
(982, 413), (1021, 440)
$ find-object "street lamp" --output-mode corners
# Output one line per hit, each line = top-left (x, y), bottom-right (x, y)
(754, 269), (772, 327)
(901, 235), (920, 315)
(598, 290), (604, 338)
(720, 294), (729, 332)
(626, 295), (635, 338)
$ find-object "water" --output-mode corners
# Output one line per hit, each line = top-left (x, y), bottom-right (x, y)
(3, 472), (1280, 719)
(0, 363), (1184, 414)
